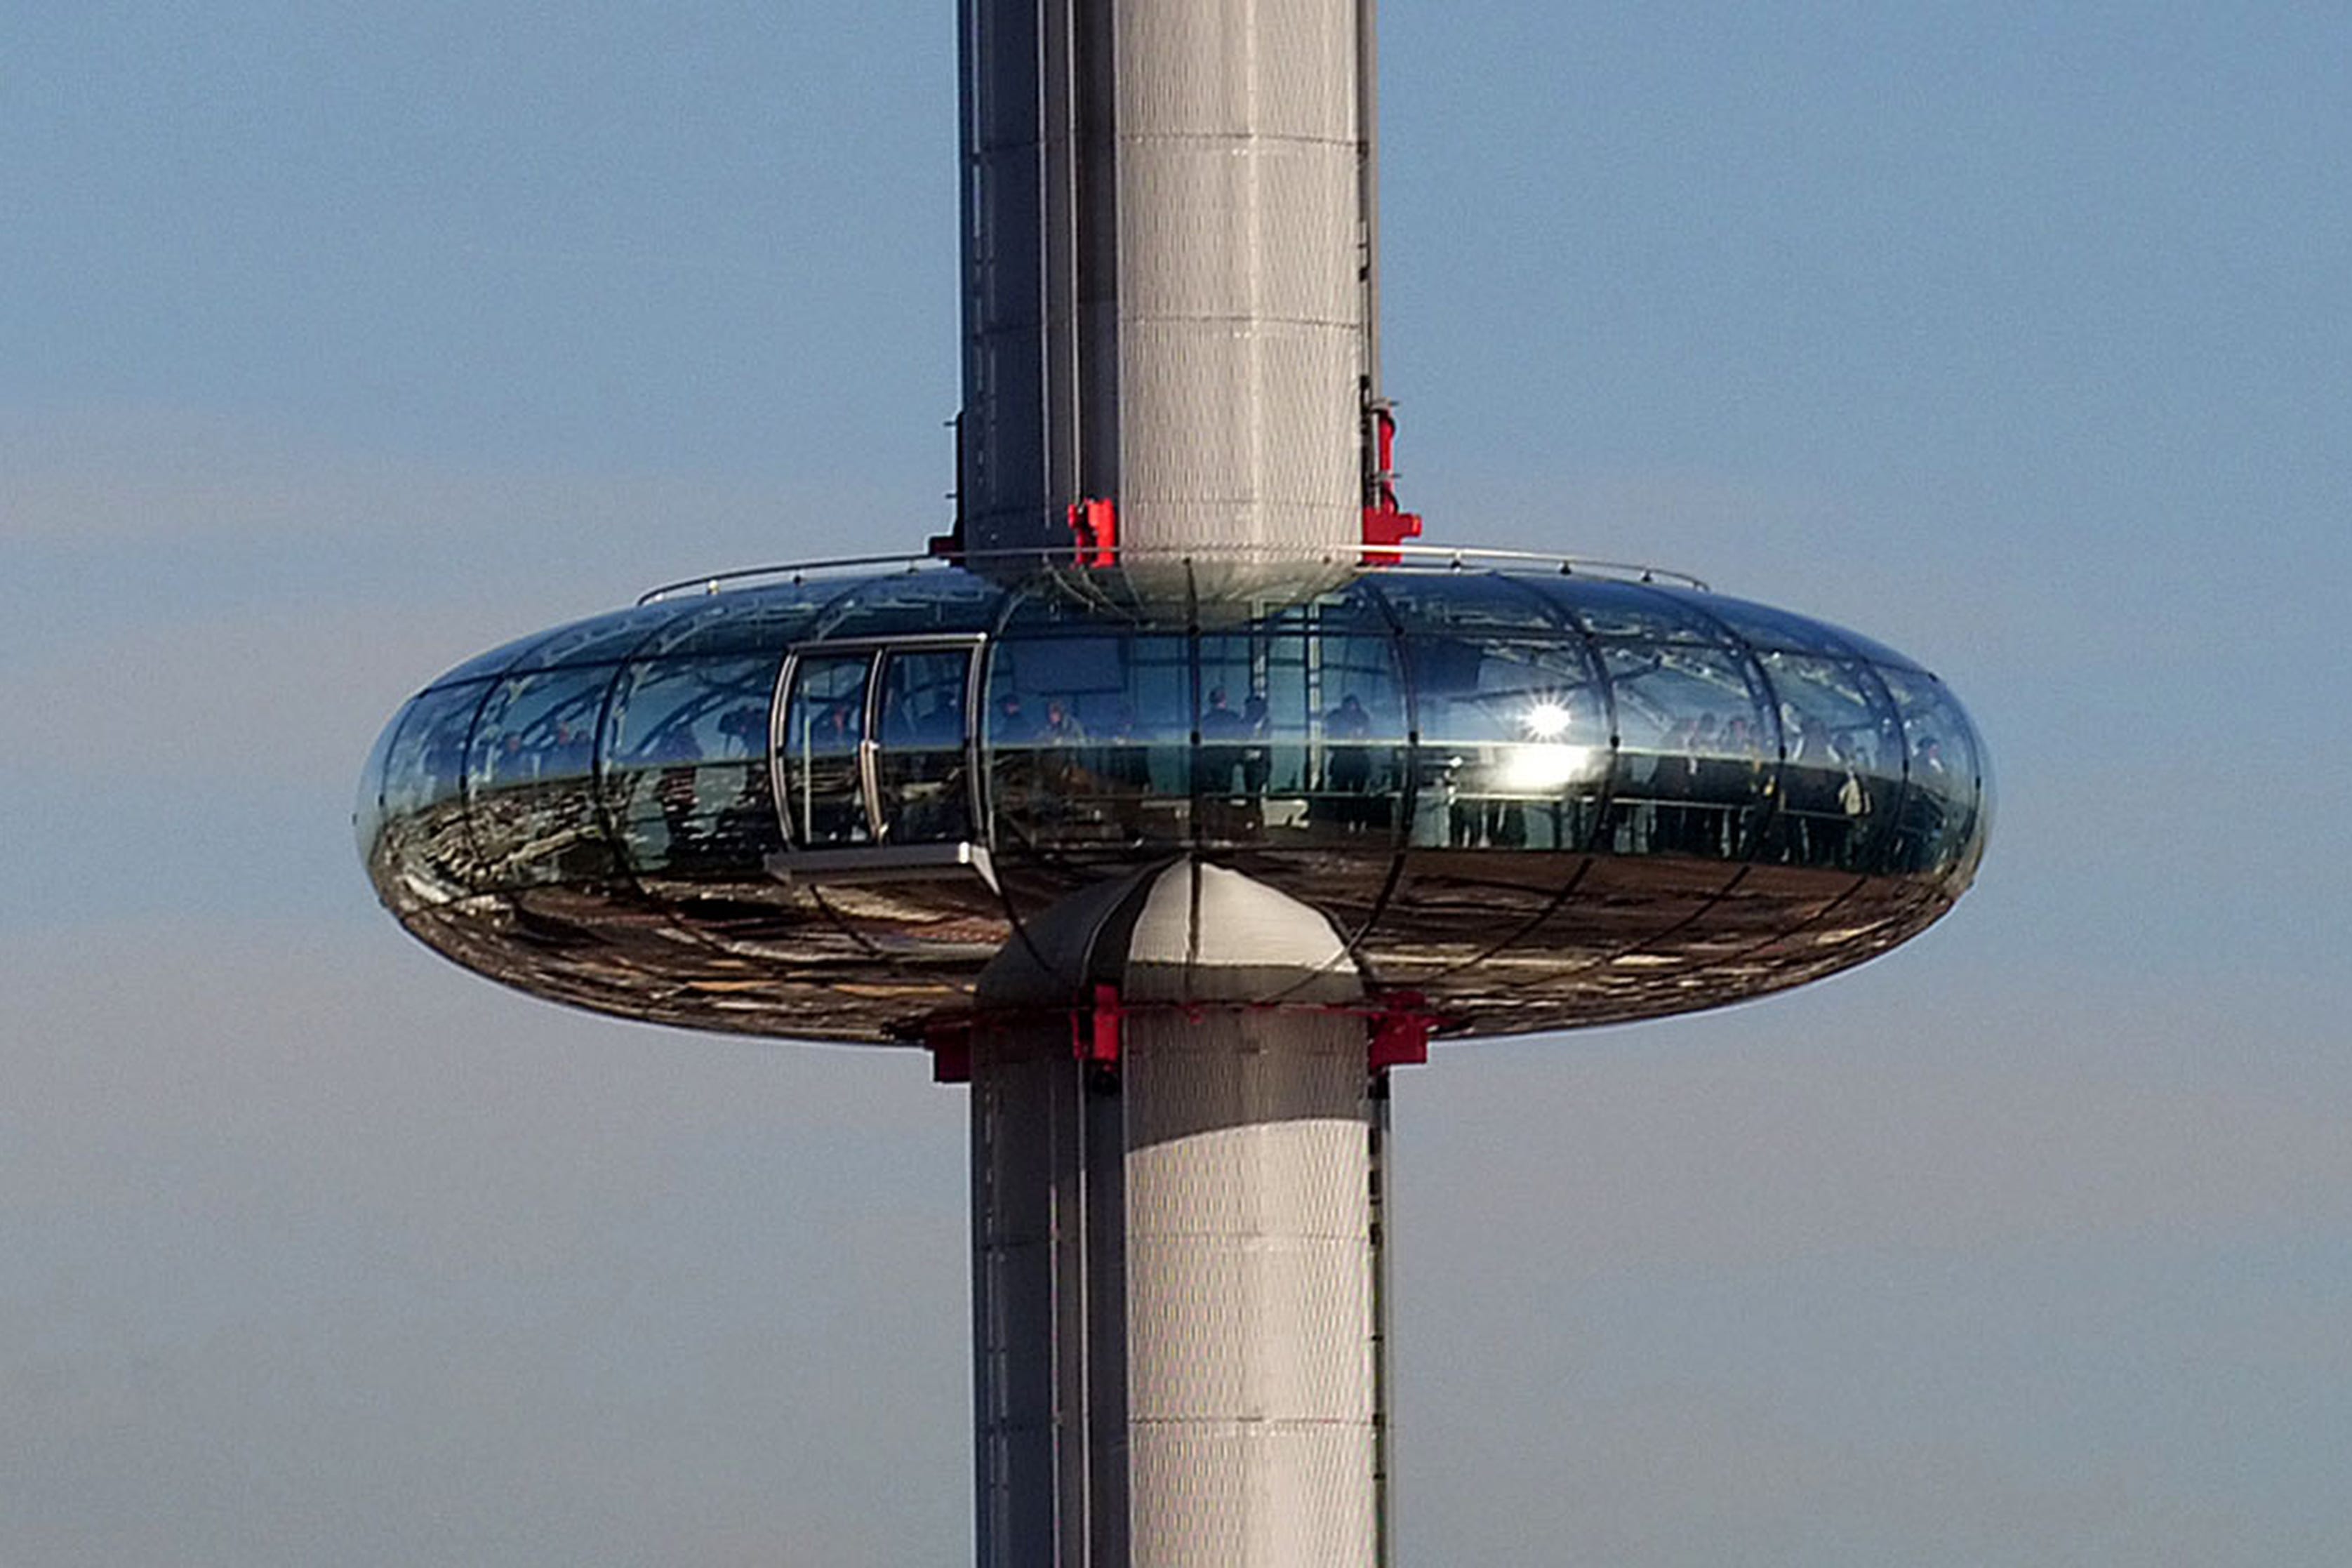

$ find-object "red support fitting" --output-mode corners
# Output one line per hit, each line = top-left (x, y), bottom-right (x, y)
(1360, 406), (1423, 566)
(1361, 501), (1423, 567)
(1072, 983), (1123, 1066)
(1369, 992), (1432, 1071)
(1067, 498), (1119, 568)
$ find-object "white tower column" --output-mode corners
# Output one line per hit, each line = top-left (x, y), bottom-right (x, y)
(969, 863), (1386, 1567)
(1122, 1008), (1377, 1564)
(959, 0), (1378, 596)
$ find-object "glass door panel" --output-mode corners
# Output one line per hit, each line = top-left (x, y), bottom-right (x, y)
(874, 647), (974, 844)
(780, 652), (873, 847)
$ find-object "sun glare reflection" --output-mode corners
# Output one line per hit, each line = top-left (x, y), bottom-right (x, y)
(1496, 743), (1595, 792)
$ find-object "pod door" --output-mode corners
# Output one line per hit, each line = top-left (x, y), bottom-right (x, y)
(872, 645), (976, 845)
(778, 651), (874, 848)
(773, 639), (985, 872)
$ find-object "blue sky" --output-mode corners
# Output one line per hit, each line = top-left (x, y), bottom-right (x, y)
(5, 4), (2348, 1562)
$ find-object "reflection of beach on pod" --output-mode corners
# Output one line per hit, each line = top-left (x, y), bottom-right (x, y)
(359, 562), (1988, 1044)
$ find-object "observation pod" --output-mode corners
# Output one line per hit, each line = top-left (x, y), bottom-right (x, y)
(357, 551), (1989, 1047)
(357, 0), (1995, 1560)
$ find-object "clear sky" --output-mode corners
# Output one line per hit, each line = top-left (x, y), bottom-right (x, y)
(5, 4), (2348, 1562)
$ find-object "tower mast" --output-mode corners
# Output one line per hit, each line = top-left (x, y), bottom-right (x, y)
(959, 0), (1383, 599)
(958, 6), (1394, 1561)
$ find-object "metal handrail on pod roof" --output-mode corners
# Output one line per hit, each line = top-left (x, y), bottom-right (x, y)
(637, 541), (1713, 605)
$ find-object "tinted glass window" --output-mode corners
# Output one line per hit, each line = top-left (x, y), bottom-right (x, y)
(1753, 651), (1904, 870)
(1598, 643), (1772, 860)
(1002, 576), (1191, 633)
(470, 667), (610, 793)
(465, 665), (620, 887)
(383, 682), (486, 822)
(1193, 599), (1411, 846)
(609, 655), (785, 872)
(987, 632), (1192, 849)
(425, 627), (559, 690)
(1194, 631), (1273, 842)
(1875, 666), (1984, 875)
(1292, 628), (1408, 844)
(1410, 637), (1609, 850)
(378, 680), (490, 898)
(354, 707), (401, 863)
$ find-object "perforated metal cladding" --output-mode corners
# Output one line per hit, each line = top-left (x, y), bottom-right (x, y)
(1129, 1426), (1379, 1566)
(1118, 324), (1360, 502)
(1115, 131), (1361, 564)
(1124, 1115), (1369, 1237)
(959, 0), (1371, 571)
(1117, 0), (1357, 142)
(1122, 1011), (1376, 1564)
(1116, 142), (1358, 324)
(966, 996), (1378, 1565)
(1122, 1019), (1369, 1222)
(1124, 1239), (1372, 1418)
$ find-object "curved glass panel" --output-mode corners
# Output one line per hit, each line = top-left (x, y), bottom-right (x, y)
(1195, 632), (1277, 843)
(1833, 631), (1932, 675)
(1368, 571), (1569, 634)
(423, 626), (563, 691)
(1753, 651), (1905, 870)
(354, 707), (401, 863)
(510, 602), (688, 672)
(1597, 642), (1774, 860)
(988, 632), (1192, 849)
(465, 665), (620, 889)
(608, 654), (785, 871)
(812, 569), (1006, 642)
(1003, 573), (1192, 633)
(1875, 666), (1984, 876)
(1554, 580), (1739, 644)
(776, 652), (873, 848)
(1649, 589), (1861, 658)
(1200, 586), (1409, 847)
(634, 581), (839, 658)
(376, 680), (491, 900)
(1408, 636), (1609, 851)
(1302, 633), (1409, 844)
(875, 646), (975, 844)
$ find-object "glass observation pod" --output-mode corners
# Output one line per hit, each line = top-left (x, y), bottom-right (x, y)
(358, 553), (1989, 1044)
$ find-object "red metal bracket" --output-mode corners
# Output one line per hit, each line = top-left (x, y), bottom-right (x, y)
(1361, 406), (1423, 566)
(1072, 983), (1124, 1065)
(1362, 500), (1423, 566)
(1077, 983), (1129, 1067)
(1067, 498), (1119, 568)
(1369, 991), (1432, 1072)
